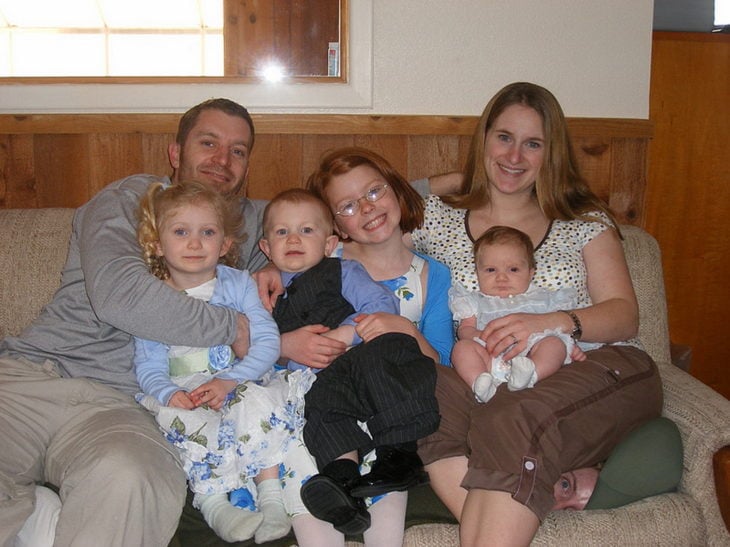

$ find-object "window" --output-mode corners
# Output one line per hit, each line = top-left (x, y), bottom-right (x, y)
(716, 0), (730, 27)
(0, 0), (343, 81)
(654, 0), (730, 32)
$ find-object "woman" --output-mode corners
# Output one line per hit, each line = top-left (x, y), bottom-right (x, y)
(255, 147), (453, 547)
(411, 82), (663, 545)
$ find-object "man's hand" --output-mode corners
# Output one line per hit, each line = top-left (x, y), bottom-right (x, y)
(168, 390), (197, 410)
(252, 263), (284, 312)
(190, 378), (237, 411)
(281, 325), (347, 369)
(231, 313), (250, 359)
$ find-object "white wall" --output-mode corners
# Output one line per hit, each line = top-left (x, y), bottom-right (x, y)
(0, 0), (654, 118)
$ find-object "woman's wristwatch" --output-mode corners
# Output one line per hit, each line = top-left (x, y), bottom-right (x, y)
(559, 309), (583, 340)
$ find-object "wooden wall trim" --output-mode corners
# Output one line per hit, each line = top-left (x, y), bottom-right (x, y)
(0, 113), (652, 138)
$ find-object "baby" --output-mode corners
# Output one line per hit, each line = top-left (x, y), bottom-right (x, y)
(450, 225), (594, 403)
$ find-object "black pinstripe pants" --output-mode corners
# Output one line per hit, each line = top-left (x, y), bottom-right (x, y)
(303, 332), (439, 469)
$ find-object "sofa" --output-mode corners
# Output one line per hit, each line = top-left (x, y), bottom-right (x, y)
(1, 207), (729, 546)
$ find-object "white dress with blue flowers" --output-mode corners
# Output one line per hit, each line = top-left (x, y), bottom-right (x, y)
(135, 277), (315, 508)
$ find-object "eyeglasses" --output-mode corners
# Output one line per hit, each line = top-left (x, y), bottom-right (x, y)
(334, 184), (390, 217)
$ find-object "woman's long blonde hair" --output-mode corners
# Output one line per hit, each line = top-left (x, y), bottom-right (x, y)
(137, 180), (244, 280)
(445, 82), (619, 230)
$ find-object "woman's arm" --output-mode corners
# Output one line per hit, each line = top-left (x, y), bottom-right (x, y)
(577, 227), (639, 341)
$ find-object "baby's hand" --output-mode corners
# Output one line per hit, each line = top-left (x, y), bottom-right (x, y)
(168, 390), (197, 410)
(190, 378), (238, 411)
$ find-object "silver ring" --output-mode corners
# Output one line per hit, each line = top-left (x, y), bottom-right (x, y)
(510, 334), (518, 344)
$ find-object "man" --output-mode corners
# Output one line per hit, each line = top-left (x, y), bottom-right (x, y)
(0, 98), (262, 547)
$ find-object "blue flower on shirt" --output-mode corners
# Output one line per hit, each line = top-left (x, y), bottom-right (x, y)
(381, 275), (414, 301)
(208, 345), (233, 371)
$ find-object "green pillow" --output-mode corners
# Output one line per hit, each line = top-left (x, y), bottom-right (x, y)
(586, 416), (683, 510)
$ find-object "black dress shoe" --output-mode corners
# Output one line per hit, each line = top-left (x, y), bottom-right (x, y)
(349, 446), (429, 498)
(300, 473), (371, 535)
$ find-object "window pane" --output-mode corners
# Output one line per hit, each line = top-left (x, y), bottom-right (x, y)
(0, 30), (9, 75)
(200, 0), (223, 28)
(0, 0), (102, 28)
(203, 33), (224, 76)
(99, 0), (202, 29)
(109, 34), (206, 76)
(12, 33), (105, 76)
(716, 0), (730, 25)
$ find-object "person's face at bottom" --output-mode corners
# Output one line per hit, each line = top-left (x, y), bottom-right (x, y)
(552, 467), (600, 511)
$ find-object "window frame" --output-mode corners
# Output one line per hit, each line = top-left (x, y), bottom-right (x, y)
(0, 0), (372, 112)
(0, 0), (348, 84)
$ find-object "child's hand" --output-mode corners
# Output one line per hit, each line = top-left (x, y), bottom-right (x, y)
(168, 390), (197, 410)
(190, 378), (238, 411)
(280, 325), (347, 369)
(570, 345), (587, 362)
(354, 312), (416, 342)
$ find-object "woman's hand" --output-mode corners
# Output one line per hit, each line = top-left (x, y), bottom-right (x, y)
(480, 312), (559, 361)
(280, 325), (347, 369)
(252, 262), (284, 312)
(168, 390), (197, 410)
(190, 378), (237, 411)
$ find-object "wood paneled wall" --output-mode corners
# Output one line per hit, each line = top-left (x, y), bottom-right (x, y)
(647, 31), (730, 399)
(0, 114), (650, 227)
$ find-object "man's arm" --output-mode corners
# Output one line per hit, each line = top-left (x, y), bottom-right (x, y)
(77, 176), (238, 347)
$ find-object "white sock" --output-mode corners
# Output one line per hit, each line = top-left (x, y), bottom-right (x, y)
(291, 513), (344, 547)
(363, 491), (407, 547)
(198, 492), (263, 543)
(254, 478), (291, 544)
(473, 372), (497, 403)
(508, 356), (538, 391)
(15, 485), (61, 547)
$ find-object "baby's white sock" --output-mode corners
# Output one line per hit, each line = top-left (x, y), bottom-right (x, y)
(473, 372), (497, 403)
(198, 492), (263, 543)
(508, 356), (538, 391)
(254, 478), (291, 543)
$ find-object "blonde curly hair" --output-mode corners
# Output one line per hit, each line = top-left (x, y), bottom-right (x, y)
(137, 180), (245, 280)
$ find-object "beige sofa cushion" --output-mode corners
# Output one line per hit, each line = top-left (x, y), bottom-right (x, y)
(0, 208), (74, 338)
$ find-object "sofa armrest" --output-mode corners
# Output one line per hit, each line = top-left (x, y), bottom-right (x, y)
(658, 362), (730, 542)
